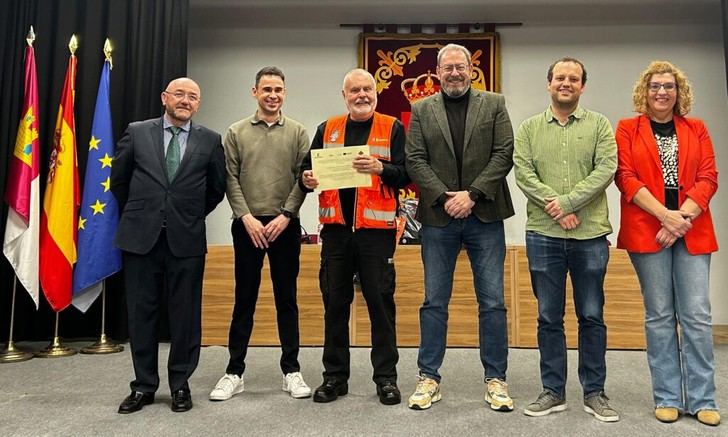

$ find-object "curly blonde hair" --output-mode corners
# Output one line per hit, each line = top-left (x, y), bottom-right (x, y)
(632, 60), (693, 116)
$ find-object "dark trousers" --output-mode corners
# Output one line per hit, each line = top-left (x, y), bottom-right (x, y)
(319, 225), (398, 384)
(124, 230), (204, 394)
(226, 216), (301, 376)
(525, 232), (609, 398)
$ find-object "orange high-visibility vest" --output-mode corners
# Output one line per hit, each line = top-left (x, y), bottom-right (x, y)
(318, 112), (398, 230)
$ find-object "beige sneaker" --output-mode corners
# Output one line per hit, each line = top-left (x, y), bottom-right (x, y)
(408, 375), (441, 410)
(485, 378), (514, 411)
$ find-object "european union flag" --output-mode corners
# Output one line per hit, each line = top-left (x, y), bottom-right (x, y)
(72, 58), (121, 312)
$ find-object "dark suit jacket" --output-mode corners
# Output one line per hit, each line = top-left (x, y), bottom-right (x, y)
(111, 117), (226, 257)
(406, 89), (515, 226)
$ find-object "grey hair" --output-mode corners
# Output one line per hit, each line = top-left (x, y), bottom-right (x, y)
(437, 44), (472, 66)
(342, 68), (376, 90)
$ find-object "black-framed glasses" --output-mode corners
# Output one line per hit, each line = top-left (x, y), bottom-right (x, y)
(648, 82), (677, 92)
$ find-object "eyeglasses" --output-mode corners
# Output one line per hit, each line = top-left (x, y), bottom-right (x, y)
(647, 82), (677, 92)
(164, 90), (200, 103)
(439, 64), (469, 73)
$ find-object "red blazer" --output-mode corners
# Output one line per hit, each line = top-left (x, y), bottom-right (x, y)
(615, 114), (718, 254)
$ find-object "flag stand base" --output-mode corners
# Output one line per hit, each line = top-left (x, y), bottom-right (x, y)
(0, 341), (34, 363)
(35, 337), (77, 358)
(80, 334), (123, 354)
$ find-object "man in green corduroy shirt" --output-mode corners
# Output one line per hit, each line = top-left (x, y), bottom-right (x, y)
(514, 57), (619, 423)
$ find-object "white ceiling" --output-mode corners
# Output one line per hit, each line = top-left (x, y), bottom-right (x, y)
(189, 0), (720, 28)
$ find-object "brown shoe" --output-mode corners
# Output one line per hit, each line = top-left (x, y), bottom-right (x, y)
(654, 407), (678, 423)
(697, 410), (721, 426)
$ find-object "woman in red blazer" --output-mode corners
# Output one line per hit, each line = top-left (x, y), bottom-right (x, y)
(615, 61), (719, 426)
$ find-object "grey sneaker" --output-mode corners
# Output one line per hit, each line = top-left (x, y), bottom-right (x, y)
(583, 392), (620, 422)
(524, 390), (567, 417)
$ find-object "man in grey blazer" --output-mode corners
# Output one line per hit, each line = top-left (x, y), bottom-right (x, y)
(405, 44), (515, 411)
(111, 77), (226, 414)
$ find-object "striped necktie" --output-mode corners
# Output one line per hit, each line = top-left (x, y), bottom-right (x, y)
(166, 126), (181, 180)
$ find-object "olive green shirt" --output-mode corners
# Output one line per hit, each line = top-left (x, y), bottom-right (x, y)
(224, 113), (309, 218)
(514, 106), (616, 239)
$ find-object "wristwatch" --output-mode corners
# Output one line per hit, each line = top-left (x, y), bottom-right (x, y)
(468, 190), (480, 202)
(280, 208), (294, 219)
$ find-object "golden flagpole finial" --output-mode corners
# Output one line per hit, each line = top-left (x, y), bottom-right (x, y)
(26, 26), (35, 46)
(69, 34), (78, 55)
(103, 38), (113, 70)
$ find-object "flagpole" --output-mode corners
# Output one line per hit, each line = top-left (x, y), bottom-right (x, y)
(0, 278), (34, 363)
(35, 312), (77, 357)
(80, 281), (123, 354)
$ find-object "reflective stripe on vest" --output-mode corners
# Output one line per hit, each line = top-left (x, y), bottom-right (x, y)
(319, 206), (336, 218)
(362, 207), (396, 223)
(369, 145), (390, 159)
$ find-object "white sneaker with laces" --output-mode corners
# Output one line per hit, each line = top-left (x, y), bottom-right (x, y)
(283, 372), (312, 398)
(209, 373), (244, 401)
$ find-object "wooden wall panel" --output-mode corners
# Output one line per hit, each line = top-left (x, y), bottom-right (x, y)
(515, 246), (646, 349)
(352, 246), (515, 347)
(202, 245), (648, 349)
(201, 245), (325, 346)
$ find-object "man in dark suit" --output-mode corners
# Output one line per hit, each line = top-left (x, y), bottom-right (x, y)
(405, 44), (515, 411)
(111, 77), (226, 414)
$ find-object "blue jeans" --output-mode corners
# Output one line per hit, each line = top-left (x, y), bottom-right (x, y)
(525, 232), (608, 399)
(629, 239), (717, 414)
(417, 217), (508, 382)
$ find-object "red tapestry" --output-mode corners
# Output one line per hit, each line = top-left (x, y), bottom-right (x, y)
(360, 33), (500, 243)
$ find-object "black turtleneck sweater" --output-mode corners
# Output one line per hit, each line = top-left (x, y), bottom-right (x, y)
(443, 89), (470, 189)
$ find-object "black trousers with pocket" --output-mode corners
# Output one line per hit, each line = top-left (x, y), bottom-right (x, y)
(319, 225), (398, 384)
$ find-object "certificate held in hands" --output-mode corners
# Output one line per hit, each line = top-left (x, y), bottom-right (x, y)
(311, 145), (373, 191)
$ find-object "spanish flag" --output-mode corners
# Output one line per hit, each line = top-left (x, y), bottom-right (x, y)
(3, 28), (40, 309)
(39, 36), (80, 312)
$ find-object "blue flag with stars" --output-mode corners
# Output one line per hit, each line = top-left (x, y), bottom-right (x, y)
(72, 58), (121, 312)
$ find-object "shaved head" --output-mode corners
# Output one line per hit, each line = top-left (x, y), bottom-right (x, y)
(161, 77), (202, 125)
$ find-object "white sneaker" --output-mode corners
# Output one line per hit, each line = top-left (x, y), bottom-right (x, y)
(283, 372), (312, 398)
(209, 373), (244, 401)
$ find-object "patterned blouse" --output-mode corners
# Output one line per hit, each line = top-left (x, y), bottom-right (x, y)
(650, 119), (678, 209)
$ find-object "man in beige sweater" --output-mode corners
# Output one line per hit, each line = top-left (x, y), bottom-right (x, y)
(210, 66), (312, 401)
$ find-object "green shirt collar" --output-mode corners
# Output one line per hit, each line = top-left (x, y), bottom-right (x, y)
(544, 105), (586, 123)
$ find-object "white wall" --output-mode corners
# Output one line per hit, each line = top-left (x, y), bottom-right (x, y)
(188, 14), (728, 323)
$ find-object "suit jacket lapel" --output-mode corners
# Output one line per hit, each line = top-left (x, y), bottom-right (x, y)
(151, 118), (170, 184)
(463, 90), (482, 152)
(431, 93), (455, 156)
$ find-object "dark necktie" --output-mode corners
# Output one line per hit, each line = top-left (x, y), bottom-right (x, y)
(166, 126), (181, 180)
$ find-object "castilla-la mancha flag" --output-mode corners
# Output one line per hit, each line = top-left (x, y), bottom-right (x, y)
(39, 48), (80, 312)
(3, 39), (41, 309)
